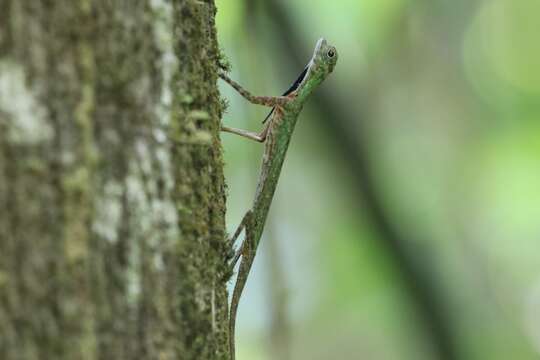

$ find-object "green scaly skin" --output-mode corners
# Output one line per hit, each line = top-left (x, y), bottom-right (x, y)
(220, 38), (338, 360)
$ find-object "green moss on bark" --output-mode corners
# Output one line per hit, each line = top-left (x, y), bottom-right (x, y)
(0, 1), (229, 359)
(169, 0), (230, 359)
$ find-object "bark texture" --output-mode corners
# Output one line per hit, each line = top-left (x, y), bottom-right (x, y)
(0, 0), (229, 359)
(170, 0), (230, 358)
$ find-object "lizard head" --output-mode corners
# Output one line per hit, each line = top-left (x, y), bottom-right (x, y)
(311, 38), (338, 75)
(296, 38), (338, 102)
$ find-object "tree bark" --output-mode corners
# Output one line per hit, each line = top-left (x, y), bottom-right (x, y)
(0, 1), (229, 359)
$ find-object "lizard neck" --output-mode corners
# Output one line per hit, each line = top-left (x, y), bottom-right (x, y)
(295, 71), (324, 104)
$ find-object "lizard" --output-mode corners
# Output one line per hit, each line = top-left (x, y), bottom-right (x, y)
(219, 37), (338, 360)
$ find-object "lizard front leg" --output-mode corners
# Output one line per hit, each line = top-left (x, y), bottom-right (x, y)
(219, 72), (290, 107)
(221, 117), (272, 143)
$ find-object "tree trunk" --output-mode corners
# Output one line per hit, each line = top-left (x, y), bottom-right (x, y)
(0, 1), (229, 359)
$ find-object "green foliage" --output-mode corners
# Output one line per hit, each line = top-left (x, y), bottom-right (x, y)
(216, 0), (540, 359)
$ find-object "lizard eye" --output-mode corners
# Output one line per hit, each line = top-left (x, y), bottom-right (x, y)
(327, 49), (335, 58)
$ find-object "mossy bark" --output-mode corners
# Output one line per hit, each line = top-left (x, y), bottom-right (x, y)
(170, 0), (230, 358)
(0, 1), (229, 359)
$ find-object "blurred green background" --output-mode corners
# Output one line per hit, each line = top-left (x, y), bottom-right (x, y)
(215, 0), (540, 359)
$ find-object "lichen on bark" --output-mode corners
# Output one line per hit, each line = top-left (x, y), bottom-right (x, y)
(0, 0), (230, 359)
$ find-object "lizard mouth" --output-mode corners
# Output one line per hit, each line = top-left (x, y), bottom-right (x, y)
(308, 38), (326, 69)
(296, 38), (327, 91)
(313, 38), (327, 58)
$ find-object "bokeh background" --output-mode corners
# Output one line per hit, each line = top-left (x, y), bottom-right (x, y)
(215, 0), (540, 359)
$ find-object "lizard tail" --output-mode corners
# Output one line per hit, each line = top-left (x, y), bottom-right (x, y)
(229, 246), (256, 360)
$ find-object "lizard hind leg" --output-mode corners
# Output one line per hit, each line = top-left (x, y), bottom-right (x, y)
(228, 210), (254, 270)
